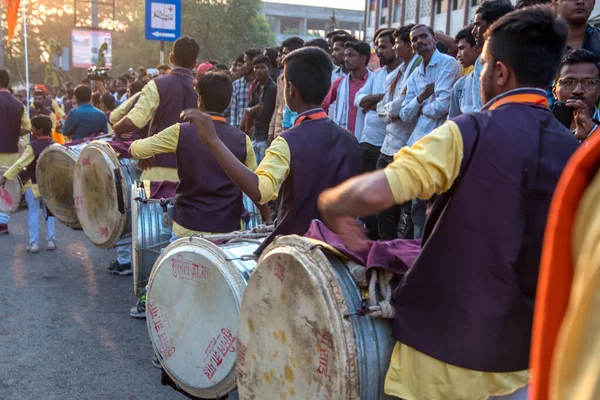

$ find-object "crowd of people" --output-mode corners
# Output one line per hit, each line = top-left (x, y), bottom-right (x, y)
(1, 0), (600, 398)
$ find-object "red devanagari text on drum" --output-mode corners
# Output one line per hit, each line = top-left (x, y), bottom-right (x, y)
(171, 254), (208, 286)
(149, 300), (176, 360)
(203, 327), (237, 382)
(317, 330), (333, 380)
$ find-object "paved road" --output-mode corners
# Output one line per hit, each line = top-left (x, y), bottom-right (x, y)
(0, 211), (183, 400)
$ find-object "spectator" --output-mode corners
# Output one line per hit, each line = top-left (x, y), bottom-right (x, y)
(156, 64), (170, 76)
(516, 0), (550, 8)
(62, 88), (74, 115)
(113, 76), (128, 103)
(101, 93), (117, 117)
(230, 54), (245, 81)
(230, 48), (262, 129)
(268, 37), (304, 142)
(330, 34), (353, 83)
(29, 90), (56, 129)
(62, 85), (108, 140)
(553, 48), (600, 141)
(323, 41), (372, 137)
(304, 38), (329, 52)
(264, 47), (281, 80)
(449, 25), (481, 118)
(399, 24), (461, 238)
(244, 55), (277, 163)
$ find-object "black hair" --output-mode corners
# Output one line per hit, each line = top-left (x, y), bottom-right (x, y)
(516, 0), (551, 8)
(91, 92), (101, 108)
(281, 37), (305, 52)
(394, 24), (415, 44)
(172, 36), (200, 69)
(486, 5), (567, 88)
(332, 34), (354, 45)
(476, 0), (515, 24)
(195, 72), (233, 113)
(244, 48), (263, 61)
(33, 90), (46, 99)
(283, 47), (333, 105)
(129, 81), (145, 96)
(117, 76), (127, 85)
(304, 38), (330, 52)
(67, 88), (74, 99)
(74, 84), (92, 103)
(344, 41), (372, 66)
(101, 93), (116, 111)
(264, 47), (280, 69)
(373, 27), (388, 43)
(211, 63), (229, 71)
(235, 54), (244, 64)
(377, 29), (396, 44)
(558, 48), (600, 77)
(208, 60), (220, 65)
(326, 29), (348, 39)
(455, 25), (476, 47)
(252, 54), (272, 68)
(156, 64), (169, 70)
(0, 69), (9, 88)
(410, 24), (435, 37)
(31, 115), (52, 135)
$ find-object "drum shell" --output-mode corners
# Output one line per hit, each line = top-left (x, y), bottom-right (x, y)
(237, 235), (396, 400)
(146, 237), (261, 399)
(132, 182), (173, 297)
(0, 165), (25, 214)
(36, 143), (86, 228)
(73, 141), (140, 248)
(242, 194), (262, 230)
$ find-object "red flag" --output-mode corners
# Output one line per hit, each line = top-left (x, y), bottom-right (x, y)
(4, 0), (20, 41)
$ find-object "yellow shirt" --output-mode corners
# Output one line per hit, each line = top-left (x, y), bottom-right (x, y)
(383, 121), (529, 400)
(549, 168), (600, 400)
(462, 65), (474, 77)
(255, 136), (291, 204)
(0, 110), (32, 167)
(2, 145), (40, 198)
(130, 122), (257, 236)
(126, 80), (160, 129)
(110, 92), (141, 125)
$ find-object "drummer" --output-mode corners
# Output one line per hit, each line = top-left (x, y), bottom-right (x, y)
(0, 69), (31, 235)
(1, 115), (56, 253)
(30, 91), (57, 130)
(317, 8), (577, 400)
(127, 72), (272, 320)
(110, 37), (199, 276)
(182, 47), (362, 254)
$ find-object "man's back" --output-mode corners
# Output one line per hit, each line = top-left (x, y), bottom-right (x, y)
(63, 104), (107, 140)
(0, 92), (25, 154)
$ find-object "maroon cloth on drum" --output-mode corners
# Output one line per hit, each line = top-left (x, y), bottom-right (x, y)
(63, 135), (99, 147)
(106, 140), (134, 158)
(149, 180), (178, 199)
(303, 220), (420, 278)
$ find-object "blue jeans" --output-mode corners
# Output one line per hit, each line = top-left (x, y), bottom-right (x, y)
(252, 140), (268, 165)
(25, 187), (55, 246)
(0, 211), (8, 224)
(116, 237), (131, 265)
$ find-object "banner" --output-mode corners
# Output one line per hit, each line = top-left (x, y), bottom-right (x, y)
(4, 0), (20, 41)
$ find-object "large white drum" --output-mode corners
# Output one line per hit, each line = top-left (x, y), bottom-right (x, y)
(131, 181), (173, 297)
(147, 237), (263, 399)
(36, 142), (89, 228)
(73, 140), (140, 248)
(237, 235), (396, 400)
(0, 166), (25, 214)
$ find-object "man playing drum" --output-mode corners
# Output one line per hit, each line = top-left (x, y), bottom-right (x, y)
(182, 47), (362, 255)
(1, 116), (56, 253)
(127, 72), (272, 319)
(317, 7), (578, 400)
(0, 69), (31, 235)
(110, 36), (200, 276)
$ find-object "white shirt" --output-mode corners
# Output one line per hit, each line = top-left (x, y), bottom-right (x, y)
(448, 72), (477, 119)
(378, 54), (422, 156)
(354, 65), (401, 147)
(399, 49), (461, 146)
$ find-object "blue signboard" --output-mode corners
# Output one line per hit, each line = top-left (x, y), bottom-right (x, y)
(145, 0), (181, 42)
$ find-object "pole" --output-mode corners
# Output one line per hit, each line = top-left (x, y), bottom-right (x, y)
(22, 0), (29, 116)
(160, 41), (165, 65)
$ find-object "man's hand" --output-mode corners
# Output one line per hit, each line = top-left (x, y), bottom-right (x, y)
(180, 108), (219, 145)
(318, 188), (370, 252)
(0, 176), (6, 188)
(417, 84), (435, 104)
(567, 99), (595, 140)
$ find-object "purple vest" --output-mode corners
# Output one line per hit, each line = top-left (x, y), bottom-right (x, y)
(172, 120), (247, 232)
(23, 137), (54, 184)
(256, 113), (362, 254)
(0, 92), (25, 154)
(391, 92), (579, 372)
(150, 68), (198, 168)
(30, 106), (52, 119)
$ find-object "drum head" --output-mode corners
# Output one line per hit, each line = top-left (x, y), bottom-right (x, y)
(0, 166), (23, 214)
(237, 236), (359, 400)
(147, 237), (261, 398)
(37, 144), (81, 228)
(73, 141), (129, 248)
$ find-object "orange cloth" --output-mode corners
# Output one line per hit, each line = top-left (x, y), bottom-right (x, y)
(4, 0), (20, 41)
(52, 126), (65, 145)
(529, 132), (600, 400)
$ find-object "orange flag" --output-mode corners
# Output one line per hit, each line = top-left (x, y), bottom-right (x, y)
(4, 0), (20, 41)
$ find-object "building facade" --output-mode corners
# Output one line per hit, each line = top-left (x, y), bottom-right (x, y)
(262, 1), (364, 44)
